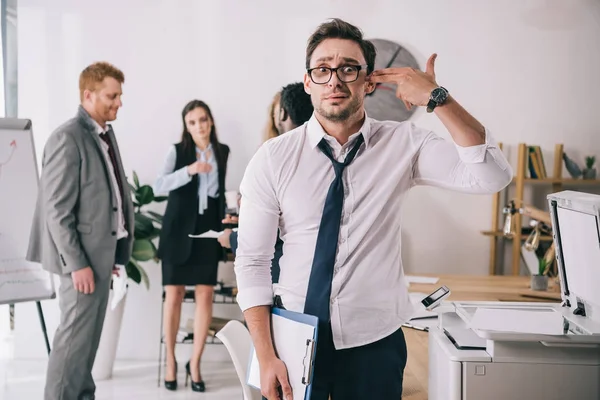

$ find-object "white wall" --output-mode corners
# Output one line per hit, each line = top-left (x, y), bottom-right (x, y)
(12, 0), (600, 360)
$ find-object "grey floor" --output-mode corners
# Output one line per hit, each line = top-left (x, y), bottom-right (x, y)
(0, 332), (244, 400)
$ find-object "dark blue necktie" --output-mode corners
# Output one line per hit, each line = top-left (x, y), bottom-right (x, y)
(304, 134), (364, 323)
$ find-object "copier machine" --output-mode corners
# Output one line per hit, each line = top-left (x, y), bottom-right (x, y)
(428, 191), (600, 400)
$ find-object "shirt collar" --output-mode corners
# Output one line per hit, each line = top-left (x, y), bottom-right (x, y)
(77, 105), (110, 135)
(90, 118), (109, 135)
(306, 110), (372, 149)
(196, 143), (213, 153)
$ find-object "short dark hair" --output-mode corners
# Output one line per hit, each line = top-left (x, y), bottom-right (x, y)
(280, 82), (314, 127)
(305, 18), (376, 74)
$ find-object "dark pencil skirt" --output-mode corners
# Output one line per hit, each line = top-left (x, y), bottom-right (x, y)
(162, 197), (221, 286)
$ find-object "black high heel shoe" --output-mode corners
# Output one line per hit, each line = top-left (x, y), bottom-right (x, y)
(164, 361), (178, 391)
(185, 361), (206, 392)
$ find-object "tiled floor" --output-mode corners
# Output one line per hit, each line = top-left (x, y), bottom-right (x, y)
(1, 333), (244, 400)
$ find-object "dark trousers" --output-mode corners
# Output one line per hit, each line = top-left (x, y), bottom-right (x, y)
(309, 322), (408, 400)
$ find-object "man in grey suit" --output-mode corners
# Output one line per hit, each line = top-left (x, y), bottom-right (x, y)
(27, 61), (134, 400)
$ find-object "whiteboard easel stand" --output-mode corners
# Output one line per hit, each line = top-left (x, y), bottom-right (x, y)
(36, 301), (51, 355)
(0, 118), (54, 356)
(2, 296), (52, 356)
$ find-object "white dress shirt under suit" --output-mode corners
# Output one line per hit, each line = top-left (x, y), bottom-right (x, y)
(91, 120), (128, 240)
(234, 113), (512, 349)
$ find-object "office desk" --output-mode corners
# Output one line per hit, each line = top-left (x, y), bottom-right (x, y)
(401, 274), (561, 400)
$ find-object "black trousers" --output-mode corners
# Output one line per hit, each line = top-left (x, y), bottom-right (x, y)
(308, 322), (408, 400)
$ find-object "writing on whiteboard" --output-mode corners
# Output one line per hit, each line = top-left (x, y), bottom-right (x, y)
(0, 139), (16, 180)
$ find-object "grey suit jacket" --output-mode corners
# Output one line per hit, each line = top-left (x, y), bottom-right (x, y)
(26, 106), (135, 280)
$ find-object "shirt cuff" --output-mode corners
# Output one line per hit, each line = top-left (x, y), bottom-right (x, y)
(177, 165), (193, 182)
(236, 286), (274, 312)
(453, 126), (497, 164)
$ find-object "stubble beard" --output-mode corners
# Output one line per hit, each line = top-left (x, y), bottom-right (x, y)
(316, 94), (362, 123)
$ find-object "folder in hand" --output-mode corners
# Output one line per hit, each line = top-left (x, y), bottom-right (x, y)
(247, 307), (319, 400)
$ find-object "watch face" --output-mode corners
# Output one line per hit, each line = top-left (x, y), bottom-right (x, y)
(431, 87), (448, 103)
(364, 38), (420, 122)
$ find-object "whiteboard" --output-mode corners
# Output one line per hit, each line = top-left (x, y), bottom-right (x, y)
(0, 118), (55, 305)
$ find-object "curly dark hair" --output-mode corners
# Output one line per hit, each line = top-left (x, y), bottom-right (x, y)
(280, 82), (314, 127)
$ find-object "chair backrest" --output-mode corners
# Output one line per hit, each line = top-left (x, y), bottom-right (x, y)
(216, 320), (262, 400)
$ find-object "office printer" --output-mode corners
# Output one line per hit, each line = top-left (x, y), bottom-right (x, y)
(429, 190), (600, 400)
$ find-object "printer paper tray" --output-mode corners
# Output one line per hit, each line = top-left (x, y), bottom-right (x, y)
(451, 301), (600, 344)
(472, 329), (600, 345)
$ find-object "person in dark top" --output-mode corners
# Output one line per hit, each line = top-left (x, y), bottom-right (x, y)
(217, 82), (313, 283)
(154, 100), (229, 393)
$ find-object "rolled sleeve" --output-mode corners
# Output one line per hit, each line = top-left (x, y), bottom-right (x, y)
(453, 127), (507, 168)
(236, 286), (275, 312)
(453, 127), (492, 163)
(412, 125), (513, 194)
(234, 143), (280, 312)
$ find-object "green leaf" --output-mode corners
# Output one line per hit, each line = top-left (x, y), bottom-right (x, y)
(133, 171), (140, 189)
(125, 261), (141, 284)
(128, 182), (137, 193)
(136, 185), (154, 206)
(130, 259), (150, 290)
(137, 226), (160, 241)
(154, 196), (168, 203)
(132, 239), (155, 261)
(146, 211), (163, 224)
(134, 213), (155, 239)
(148, 227), (161, 240)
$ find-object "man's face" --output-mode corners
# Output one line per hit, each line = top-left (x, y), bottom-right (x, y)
(304, 38), (374, 122)
(86, 77), (123, 124)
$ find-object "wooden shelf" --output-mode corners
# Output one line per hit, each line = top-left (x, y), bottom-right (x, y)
(512, 177), (600, 185)
(483, 142), (596, 275)
(481, 230), (553, 241)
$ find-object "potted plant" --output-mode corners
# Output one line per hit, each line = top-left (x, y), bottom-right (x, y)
(582, 156), (597, 180)
(125, 171), (167, 286)
(93, 171), (166, 380)
(530, 257), (549, 291)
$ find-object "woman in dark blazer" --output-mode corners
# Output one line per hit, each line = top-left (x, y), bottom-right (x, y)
(153, 100), (229, 393)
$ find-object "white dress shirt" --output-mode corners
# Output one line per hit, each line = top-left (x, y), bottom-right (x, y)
(152, 144), (219, 214)
(91, 120), (128, 240)
(234, 112), (512, 349)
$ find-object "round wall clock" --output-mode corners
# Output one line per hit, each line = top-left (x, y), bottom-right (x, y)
(364, 38), (420, 122)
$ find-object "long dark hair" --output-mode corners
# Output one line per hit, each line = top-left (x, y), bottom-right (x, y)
(180, 100), (222, 160)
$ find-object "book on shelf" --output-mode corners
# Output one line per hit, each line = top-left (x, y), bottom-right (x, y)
(528, 145), (547, 179)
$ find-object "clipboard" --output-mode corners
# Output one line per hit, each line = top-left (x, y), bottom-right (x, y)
(247, 307), (319, 400)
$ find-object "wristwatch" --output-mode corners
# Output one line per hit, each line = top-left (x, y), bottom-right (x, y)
(426, 86), (449, 113)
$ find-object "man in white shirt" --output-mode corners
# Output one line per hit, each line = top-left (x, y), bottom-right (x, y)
(234, 18), (512, 400)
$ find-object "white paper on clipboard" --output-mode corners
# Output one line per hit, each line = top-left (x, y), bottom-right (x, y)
(188, 228), (237, 239)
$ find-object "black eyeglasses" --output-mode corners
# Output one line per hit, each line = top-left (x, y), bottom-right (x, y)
(307, 64), (368, 85)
